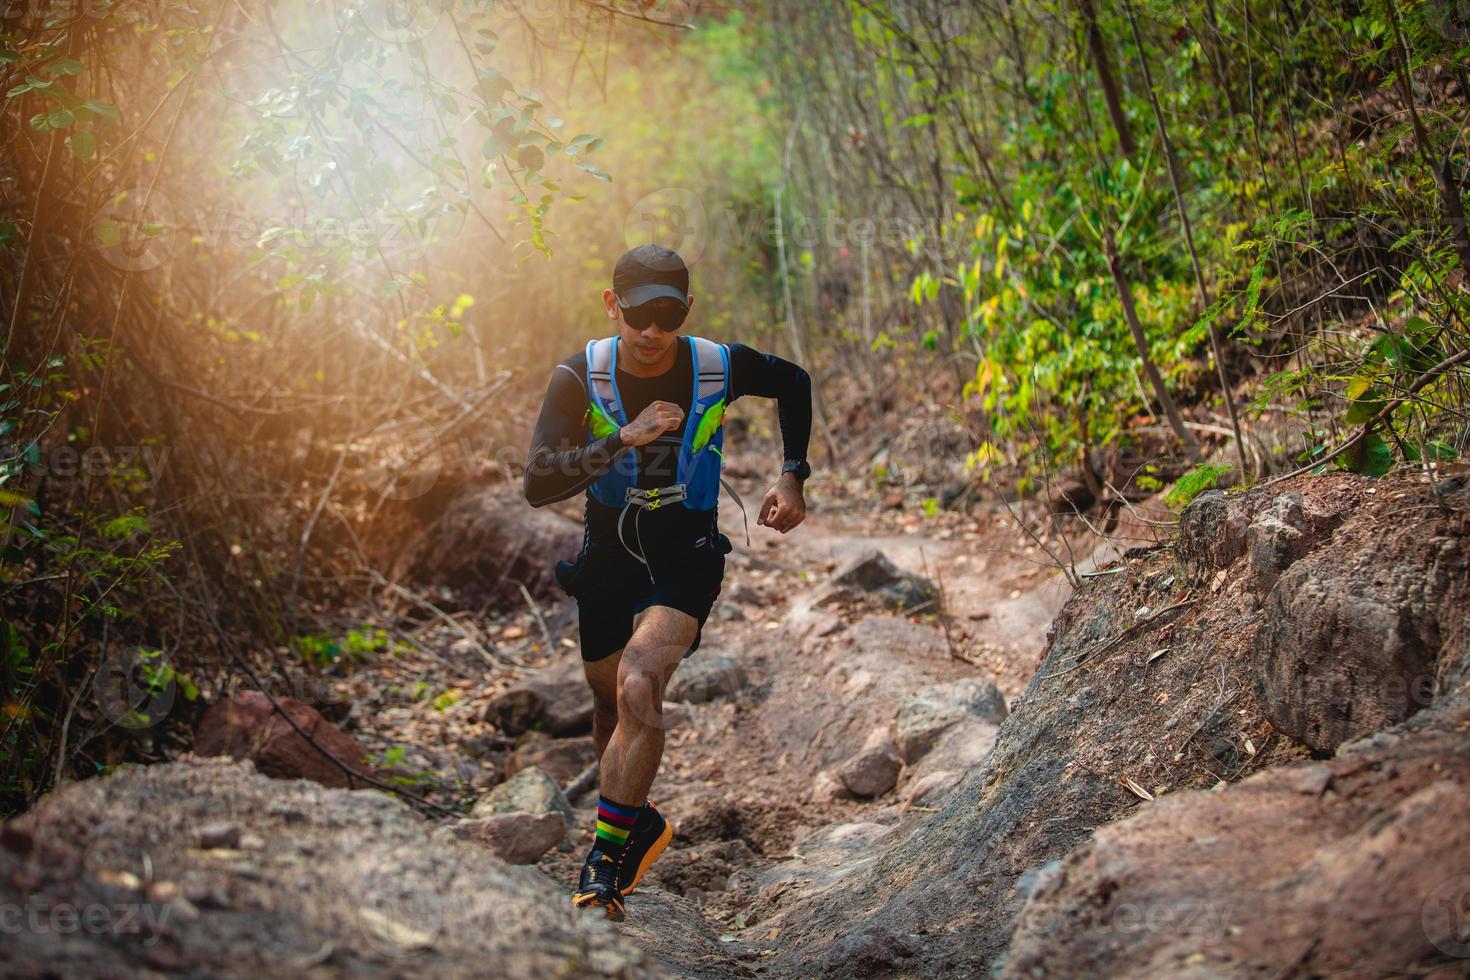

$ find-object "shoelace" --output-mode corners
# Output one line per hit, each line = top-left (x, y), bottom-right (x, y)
(587, 853), (621, 890)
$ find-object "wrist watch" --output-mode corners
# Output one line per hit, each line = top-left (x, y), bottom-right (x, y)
(781, 459), (811, 482)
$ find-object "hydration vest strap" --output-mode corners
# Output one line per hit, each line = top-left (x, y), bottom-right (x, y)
(586, 337), (622, 420)
(719, 477), (751, 546)
(623, 484), (688, 511)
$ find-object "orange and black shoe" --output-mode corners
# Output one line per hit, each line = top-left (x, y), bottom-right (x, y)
(571, 850), (626, 922)
(617, 802), (673, 896)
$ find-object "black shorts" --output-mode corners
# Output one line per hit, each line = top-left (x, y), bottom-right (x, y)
(554, 535), (730, 662)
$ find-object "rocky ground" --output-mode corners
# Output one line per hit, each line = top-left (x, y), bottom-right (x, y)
(3, 468), (1469, 977)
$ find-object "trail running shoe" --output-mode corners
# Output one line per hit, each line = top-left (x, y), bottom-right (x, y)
(617, 802), (673, 895)
(571, 849), (626, 922)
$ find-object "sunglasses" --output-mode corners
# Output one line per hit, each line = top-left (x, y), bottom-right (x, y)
(618, 296), (688, 333)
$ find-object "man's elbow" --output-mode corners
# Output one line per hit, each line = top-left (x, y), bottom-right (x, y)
(522, 458), (545, 507)
(794, 364), (812, 397)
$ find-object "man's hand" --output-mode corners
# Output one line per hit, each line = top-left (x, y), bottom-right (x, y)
(618, 400), (684, 448)
(757, 472), (806, 534)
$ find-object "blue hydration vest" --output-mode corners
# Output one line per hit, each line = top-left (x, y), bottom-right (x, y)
(583, 334), (730, 511)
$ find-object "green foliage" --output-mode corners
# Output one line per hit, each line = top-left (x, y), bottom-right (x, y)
(291, 626), (388, 667)
(1166, 464), (1231, 509)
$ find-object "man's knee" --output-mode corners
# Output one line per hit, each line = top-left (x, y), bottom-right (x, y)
(615, 660), (665, 727)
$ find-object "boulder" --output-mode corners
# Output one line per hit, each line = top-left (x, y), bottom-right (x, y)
(481, 665), (593, 737)
(1252, 486), (1465, 753)
(393, 485), (581, 610)
(894, 679), (1008, 764)
(193, 690), (372, 789)
(667, 652), (747, 704)
(1245, 490), (1346, 590)
(1002, 702), (1470, 978)
(472, 766), (573, 827)
(440, 812), (565, 865)
(835, 744), (901, 798)
(505, 738), (597, 788)
(0, 758), (663, 976)
(825, 550), (936, 612)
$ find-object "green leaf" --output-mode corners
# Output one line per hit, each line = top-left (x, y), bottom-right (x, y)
(29, 112), (49, 132)
(1341, 432), (1393, 477)
(68, 130), (95, 161)
(1343, 372), (1384, 425)
(574, 161), (610, 181)
(1165, 463), (1231, 509)
(47, 57), (83, 75)
(83, 99), (119, 122)
(47, 108), (72, 129)
(0, 51), (19, 65)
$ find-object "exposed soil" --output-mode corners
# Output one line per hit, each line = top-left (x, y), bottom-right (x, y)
(3, 469), (1467, 978)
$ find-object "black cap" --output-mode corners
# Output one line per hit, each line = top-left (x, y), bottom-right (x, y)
(613, 244), (689, 309)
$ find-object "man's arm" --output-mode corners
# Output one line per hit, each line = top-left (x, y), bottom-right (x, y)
(523, 360), (625, 507)
(727, 344), (812, 466)
(727, 344), (812, 532)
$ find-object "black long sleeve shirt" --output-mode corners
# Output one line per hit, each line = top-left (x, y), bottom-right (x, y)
(524, 337), (811, 559)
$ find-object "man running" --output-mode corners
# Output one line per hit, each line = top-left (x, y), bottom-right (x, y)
(523, 244), (812, 921)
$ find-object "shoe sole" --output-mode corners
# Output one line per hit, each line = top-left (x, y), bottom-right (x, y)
(571, 892), (626, 923)
(621, 818), (673, 896)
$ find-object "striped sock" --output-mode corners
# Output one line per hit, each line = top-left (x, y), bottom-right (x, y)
(593, 795), (642, 859)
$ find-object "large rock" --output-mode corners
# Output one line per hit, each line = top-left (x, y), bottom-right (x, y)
(482, 658), (593, 737)
(0, 757), (662, 977)
(440, 812), (565, 864)
(193, 690), (372, 789)
(505, 737), (597, 787)
(823, 550), (937, 611)
(1003, 701), (1470, 978)
(835, 744), (901, 798)
(667, 652), (747, 704)
(394, 485), (581, 611)
(894, 679), (1007, 764)
(1252, 480), (1467, 753)
(472, 766), (574, 827)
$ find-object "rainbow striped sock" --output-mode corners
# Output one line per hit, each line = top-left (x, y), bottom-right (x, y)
(593, 795), (641, 858)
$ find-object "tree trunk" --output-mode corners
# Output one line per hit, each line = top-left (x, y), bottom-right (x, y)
(1103, 228), (1200, 460)
(1124, 0), (1246, 474)
(1078, 0), (1136, 158)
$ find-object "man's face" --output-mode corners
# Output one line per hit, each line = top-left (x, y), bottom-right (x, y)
(603, 290), (693, 368)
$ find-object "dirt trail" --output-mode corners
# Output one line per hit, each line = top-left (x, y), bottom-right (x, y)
(526, 498), (1083, 974)
(4, 473), (1466, 978)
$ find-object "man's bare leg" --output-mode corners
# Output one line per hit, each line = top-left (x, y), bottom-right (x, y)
(599, 606), (696, 806)
(583, 649), (622, 760)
